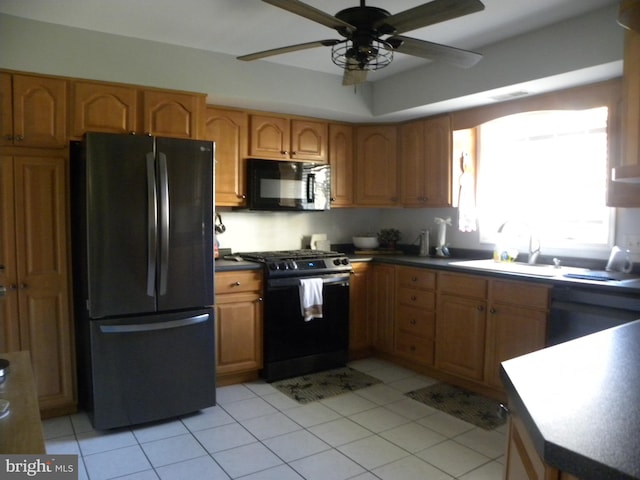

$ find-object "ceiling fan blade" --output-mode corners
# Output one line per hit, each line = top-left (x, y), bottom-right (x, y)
(238, 39), (339, 61)
(263, 0), (355, 31)
(375, 0), (485, 35)
(390, 35), (482, 68)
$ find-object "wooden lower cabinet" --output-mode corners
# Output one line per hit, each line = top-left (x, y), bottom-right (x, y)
(505, 409), (580, 480)
(349, 262), (372, 357)
(484, 280), (549, 388)
(436, 273), (488, 381)
(394, 266), (436, 366)
(370, 263), (396, 353)
(435, 271), (549, 390)
(0, 150), (75, 417)
(214, 270), (263, 385)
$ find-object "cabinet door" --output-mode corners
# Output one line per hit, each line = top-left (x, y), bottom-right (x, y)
(436, 293), (486, 380)
(0, 155), (20, 353)
(355, 125), (398, 206)
(349, 262), (371, 354)
(399, 120), (426, 206)
(12, 75), (67, 147)
(422, 115), (452, 207)
(143, 90), (203, 139)
(249, 114), (289, 159)
(329, 123), (354, 207)
(215, 292), (263, 376)
(0, 73), (12, 146)
(204, 107), (248, 206)
(484, 304), (547, 388)
(13, 153), (74, 414)
(290, 119), (327, 162)
(71, 81), (138, 137)
(370, 263), (396, 353)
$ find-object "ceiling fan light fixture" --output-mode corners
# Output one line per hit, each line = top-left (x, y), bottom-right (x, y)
(331, 38), (393, 71)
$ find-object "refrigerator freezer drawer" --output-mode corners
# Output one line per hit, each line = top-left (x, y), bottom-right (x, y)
(86, 308), (216, 430)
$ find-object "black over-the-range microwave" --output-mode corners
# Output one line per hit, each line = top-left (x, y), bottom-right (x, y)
(246, 158), (331, 211)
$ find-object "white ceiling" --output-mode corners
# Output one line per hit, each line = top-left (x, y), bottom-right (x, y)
(0, 0), (620, 82)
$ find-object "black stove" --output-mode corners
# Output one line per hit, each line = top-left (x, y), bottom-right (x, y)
(238, 249), (352, 278)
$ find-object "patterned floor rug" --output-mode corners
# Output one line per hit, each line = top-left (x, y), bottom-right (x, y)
(272, 367), (382, 404)
(406, 383), (506, 430)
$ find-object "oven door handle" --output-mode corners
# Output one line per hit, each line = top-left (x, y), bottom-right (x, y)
(267, 274), (350, 289)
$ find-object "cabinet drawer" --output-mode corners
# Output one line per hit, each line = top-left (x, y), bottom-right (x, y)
(397, 288), (435, 309)
(397, 305), (435, 338)
(395, 332), (434, 365)
(398, 267), (436, 290)
(438, 272), (487, 299)
(491, 280), (549, 309)
(215, 270), (262, 294)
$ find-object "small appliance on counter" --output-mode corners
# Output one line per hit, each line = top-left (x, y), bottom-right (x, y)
(606, 245), (634, 273)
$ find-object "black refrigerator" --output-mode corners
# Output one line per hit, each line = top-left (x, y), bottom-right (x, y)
(71, 132), (216, 430)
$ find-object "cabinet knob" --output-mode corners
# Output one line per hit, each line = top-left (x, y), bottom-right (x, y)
(0, 286), (6, 297)
(410, 295), (417, 301)
(258, 297), (263, 302)
(477, 305), (484, 312)
(0, 264), (4, 271)
(4, 135), (13, 141)
(411, 276), (418, 282)
(15, 135), (24, 141)
(489, 307), (497, 314)
(232, 281), (241, 286)
(237, 194), (247, 199)
(19, 283), (27, 289)
(410, 319), (417, 325)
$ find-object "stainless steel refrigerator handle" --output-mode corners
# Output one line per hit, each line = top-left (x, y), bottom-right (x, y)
(99, 313), (210, 333)
(146, 153), (158, 297)
(158, 152), (170, 296)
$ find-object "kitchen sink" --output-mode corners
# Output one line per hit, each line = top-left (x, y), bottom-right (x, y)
(449, 259), (590, 278)
(449, 259), (640, 284)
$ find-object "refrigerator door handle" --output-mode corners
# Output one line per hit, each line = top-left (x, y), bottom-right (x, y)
(158, 152), (170, 296)
(99, 313), (210, 333)
(146, 153), (158, 297)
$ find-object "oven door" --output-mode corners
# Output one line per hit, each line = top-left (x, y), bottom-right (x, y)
(262, 274), (349, 381)
(247, 159), (331, 211)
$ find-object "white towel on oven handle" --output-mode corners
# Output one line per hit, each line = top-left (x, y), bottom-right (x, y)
(299, 277), (323, 322)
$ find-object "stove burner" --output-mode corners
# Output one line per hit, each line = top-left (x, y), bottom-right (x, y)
(237, 249), (352, 278)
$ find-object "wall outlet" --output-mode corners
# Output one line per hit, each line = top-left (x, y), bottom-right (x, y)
(622, 234), (640, 252)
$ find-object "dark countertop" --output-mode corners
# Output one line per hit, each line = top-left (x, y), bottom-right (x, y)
(215, 258), (262, 272)
(360, 254), (640, 294)
(215, 251), (640, 294)
(500, 319), (640, 480)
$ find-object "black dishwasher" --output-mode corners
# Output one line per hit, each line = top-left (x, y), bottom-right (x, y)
(548, 286), (640, 346)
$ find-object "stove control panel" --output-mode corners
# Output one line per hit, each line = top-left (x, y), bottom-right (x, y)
(266, 256), (351, 276)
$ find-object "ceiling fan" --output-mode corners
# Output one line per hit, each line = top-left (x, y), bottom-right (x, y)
(238, 0), (486, 85)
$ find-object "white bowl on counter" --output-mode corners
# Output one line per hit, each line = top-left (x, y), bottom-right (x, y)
(353, 236), (379, 249)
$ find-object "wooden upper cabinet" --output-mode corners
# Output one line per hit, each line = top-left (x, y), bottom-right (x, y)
(290, 119), (327, 161)
(2, 74), (67, 147)
(250, 114), (290, 159)
(0, 73), (12, 147)
(142, 90), (204, 139)
(399, 115), (452, 207)
(328, 123), (354, 207)
(249, 114), (328, 162)
(203, 107), (248, 206)
(355, 125), (398, 206)
(71, 81), (138, 137)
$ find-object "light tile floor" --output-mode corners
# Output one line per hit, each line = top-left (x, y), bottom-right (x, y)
(43, 358), (506, 480)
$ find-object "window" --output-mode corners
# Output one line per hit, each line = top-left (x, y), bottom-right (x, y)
(475, 107), (614, 257)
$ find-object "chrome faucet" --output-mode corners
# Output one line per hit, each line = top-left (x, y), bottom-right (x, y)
(497, 221), (541, 264)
